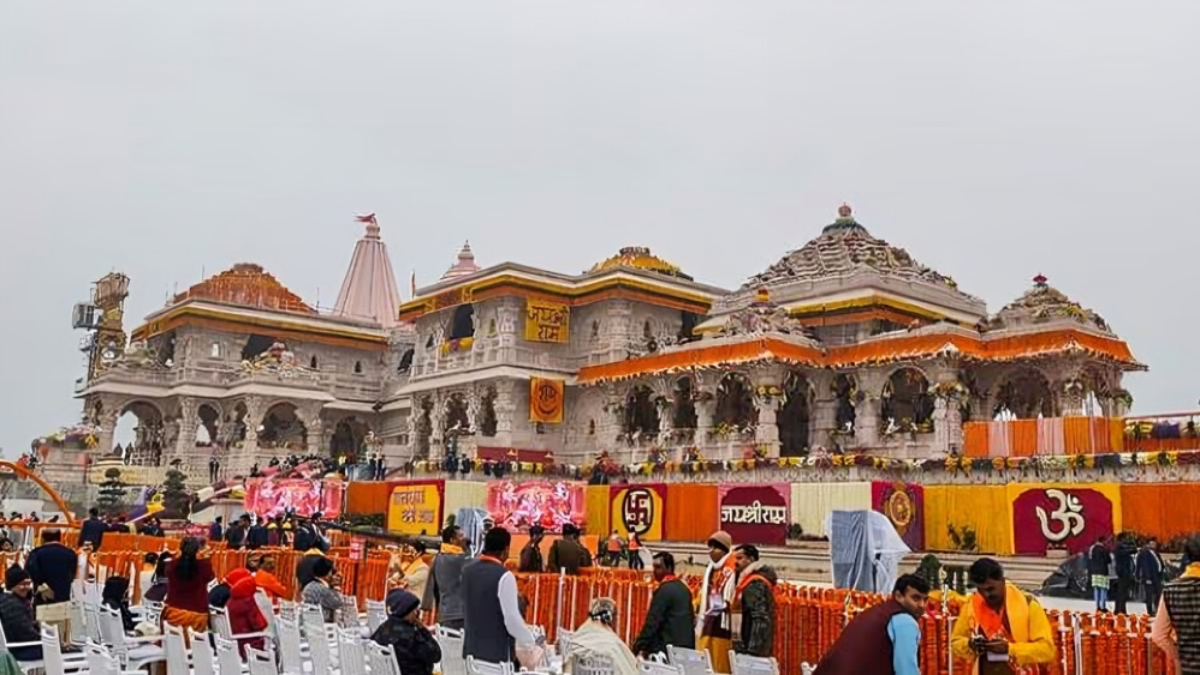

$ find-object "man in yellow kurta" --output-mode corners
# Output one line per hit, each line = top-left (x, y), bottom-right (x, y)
(696, 531), (736, 674)
(951, 558), (1056, 675)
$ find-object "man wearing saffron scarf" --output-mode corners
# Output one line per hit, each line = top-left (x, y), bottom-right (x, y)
(814, 573), (930, 674)
(1151, 537), (1200, 674)
(951, 558), (1056, 675)
(696, 531), (736, 674)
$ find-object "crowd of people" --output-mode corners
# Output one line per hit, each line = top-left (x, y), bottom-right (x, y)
(2, 507), (1199, 675)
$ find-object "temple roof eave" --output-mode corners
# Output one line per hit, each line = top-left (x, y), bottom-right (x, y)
(132, 299), (390, 345)
(575, 327), (1144, 385)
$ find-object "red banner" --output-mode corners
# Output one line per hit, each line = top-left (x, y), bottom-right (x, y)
(872, 481), (925, 552)
(486, 480), (585, 533)
(243, 478), (343, 519)
(717, 483), (791, 547)
(1011, 487), (1114, 555)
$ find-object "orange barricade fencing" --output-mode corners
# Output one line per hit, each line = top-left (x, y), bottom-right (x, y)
(40, 544), (1181, 675)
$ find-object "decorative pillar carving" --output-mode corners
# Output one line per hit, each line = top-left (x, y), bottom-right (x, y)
(855, 398), (881, 448)
(751, 375), (782, 456)
(175, 397), (198, 471)
(303, 406), (324, 454)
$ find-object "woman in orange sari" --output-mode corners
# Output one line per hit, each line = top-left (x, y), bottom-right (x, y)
(163, 537), (214, 633)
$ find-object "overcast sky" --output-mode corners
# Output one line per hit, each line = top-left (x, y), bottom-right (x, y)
(2, 1), (1198, 455)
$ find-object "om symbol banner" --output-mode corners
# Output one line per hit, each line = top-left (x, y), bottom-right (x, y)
(386, 481), (445, 536)
(610, 484), (667, 541)
(524, 300), (570, 343)
(529, 378), (564, 424)
(718, 483), (791, 547)
(1010, 485), (1120, 555)
(871, 481), (925, 552)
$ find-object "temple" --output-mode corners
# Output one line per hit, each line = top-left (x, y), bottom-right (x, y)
(43, 205), (1144, 493)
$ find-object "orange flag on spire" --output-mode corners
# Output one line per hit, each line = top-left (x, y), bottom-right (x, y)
(355, 213), (377, 224)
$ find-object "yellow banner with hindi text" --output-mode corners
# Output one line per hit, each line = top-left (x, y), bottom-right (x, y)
(524, 300), (570, 343)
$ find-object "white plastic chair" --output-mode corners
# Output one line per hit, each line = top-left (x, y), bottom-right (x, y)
(728, 652), (780, 675)
(556, 628), (575, 657)
(667, 646), (715, 675)
(364, 640), (402, 675)
(466, 656), (514, 675)
(435, 626), (466, 675)
(572, 656), (615, 675)
(164, 626), (190, 675)
(0, 615), (51, 675)
(246, 647), (278, 675)
(337, 628), (366, 675)
(67, 599), (89, 646)
(364, 600), (387, 634)
(639, 661), (685, 675)
(211, 605), (274, 649)
(84, 643), (124, 675)
(214, 635), (247, 675)
(37, 624), (90, 675)
(97, 604), (165, 671)
(274, 615), (306, 675)
(190, 630), (221, 675)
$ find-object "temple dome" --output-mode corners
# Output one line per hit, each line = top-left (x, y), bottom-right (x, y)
(992, 274), (1113, 333)
(173, 263), (315, 315)
(742, 204), (971, 298)
(588, 246), (693, 280)
(441, 241), (481, 280)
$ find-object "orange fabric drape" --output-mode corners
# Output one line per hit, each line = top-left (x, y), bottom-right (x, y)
(583, 485), (611, 536)
(665, 483), (718, 543)
(1009, 419), (1038, 457)
(963, 422), (989, 458)
(346, 481), (395, 515)
(1062, 416), (1114, 454)
(1120, 483), (1200, 541)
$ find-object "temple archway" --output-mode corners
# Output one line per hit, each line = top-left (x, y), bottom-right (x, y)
(258, 402), (307, 452)
(195, 403), (220, 446)
(449, 305), (475, 340)
(113, 400), (164, 465)
(778, 371), (812, 457)
(672, 378), (698, 439)
(832, 374), (858, 433)
(330, 416), (368, 462)
(445, 393), (470, 433)
(622, 385), (660, 441)
(881, 368), (934, 433)
(993, 367), (1055, 420)
(714, 373), (757, 432)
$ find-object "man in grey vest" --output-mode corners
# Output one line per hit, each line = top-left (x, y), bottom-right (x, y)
(424, 525), (470, 630)
(462, 527), (536, 666)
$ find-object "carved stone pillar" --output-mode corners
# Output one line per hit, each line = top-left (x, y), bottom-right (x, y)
(304, 407), (325, 455)
(946, 399), (964, 453)
(175, 397), (199, 473)
(97, 408), (119, 458)
(854, 398), (881, 449)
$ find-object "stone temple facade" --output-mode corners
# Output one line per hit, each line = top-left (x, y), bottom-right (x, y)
(52, 206), (1144, 487)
